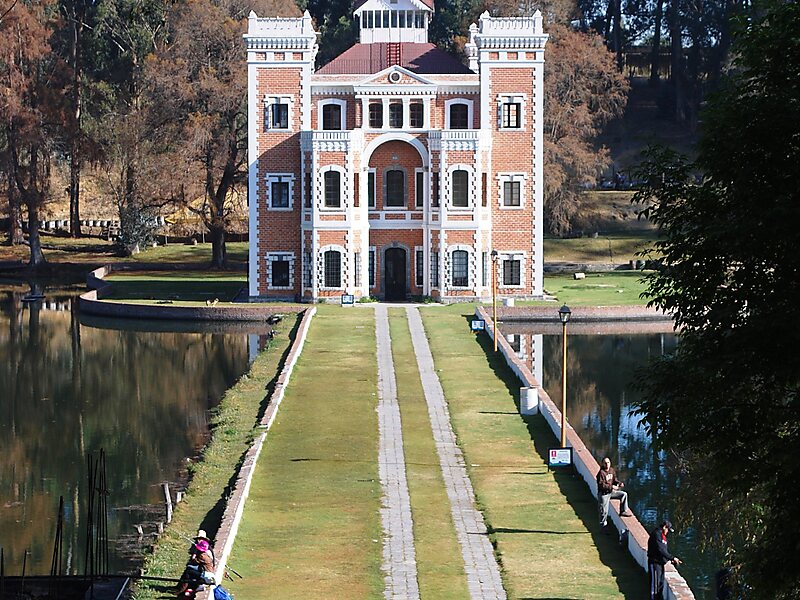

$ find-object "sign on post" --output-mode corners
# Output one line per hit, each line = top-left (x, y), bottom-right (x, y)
(470, 319), (486, 332)
(548, 447), (573, 469)
(341, 294), (355, 305)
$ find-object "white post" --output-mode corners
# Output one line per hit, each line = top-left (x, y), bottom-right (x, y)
(520, 386), (538, 415)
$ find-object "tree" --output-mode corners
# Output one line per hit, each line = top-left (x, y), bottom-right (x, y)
(144, 0), (296, 268)
(0, 0), (68, 265)
(543, 24), (628, 234)
(631, 2), (800, 596)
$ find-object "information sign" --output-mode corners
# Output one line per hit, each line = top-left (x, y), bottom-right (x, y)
(548, 447), (573, 468)
(341, 294), (355, 305)
(470, 319), (486, 331)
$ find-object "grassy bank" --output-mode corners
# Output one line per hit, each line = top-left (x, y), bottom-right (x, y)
(419, 304), (649, 598)
(132, 315), (297, 599)
(543, 231), (659, 264)
(544, 271), (649, 306)
(105, 272), (246, 303)
(226, 307), (383, 599)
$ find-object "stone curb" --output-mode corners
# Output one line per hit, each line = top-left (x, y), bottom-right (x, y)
(79, 265), (298, 321)
(475, 305), (695, 600)
(195, 306), (317, 598)
(491, 304), (670, 322)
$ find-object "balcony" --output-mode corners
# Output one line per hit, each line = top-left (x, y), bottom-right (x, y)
(300, 130), (352, 152)
(428, 129), (482, 151)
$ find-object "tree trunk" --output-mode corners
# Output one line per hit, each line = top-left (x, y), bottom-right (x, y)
(210, 225), (226, 268)
(670, 0), (686, 122)
(7, 171), (24, 245)
(68, 0), (85, 237)
(27, 200), (46, 266)
(612, 0), (623, 72)
(649, 0), (665, 84)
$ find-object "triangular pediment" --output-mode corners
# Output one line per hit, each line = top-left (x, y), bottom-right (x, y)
(357, 65), (436, 88)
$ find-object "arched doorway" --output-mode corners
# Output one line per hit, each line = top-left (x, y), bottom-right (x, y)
(384, 248), (407, 300)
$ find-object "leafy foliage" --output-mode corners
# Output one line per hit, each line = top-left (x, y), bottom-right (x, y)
(631, 2), (800, 596)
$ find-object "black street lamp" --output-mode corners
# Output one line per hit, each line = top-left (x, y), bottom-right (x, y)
(558, 304), (571, 447)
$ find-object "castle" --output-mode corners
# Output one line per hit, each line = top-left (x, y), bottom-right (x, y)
(245, 2), (548, 302)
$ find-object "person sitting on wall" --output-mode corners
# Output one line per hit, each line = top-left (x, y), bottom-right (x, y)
(596, 456), (632, 529)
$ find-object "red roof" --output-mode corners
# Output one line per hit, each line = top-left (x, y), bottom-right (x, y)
(317, 43), (473, 75)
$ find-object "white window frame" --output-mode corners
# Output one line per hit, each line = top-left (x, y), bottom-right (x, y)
(319, 245), (346, 290)
(383, 166), (408, 209)
(498, 251), (527, 289)
(264, 95), (294, 131)
(266, 173), (295, 211)
(445, 98), (474, 130)
(448, 245), (473, 289)
(497, 94), (527, 131)
(320, 165), (346, 211)
(317, 98), (347, 131)
(447, 164), (473, 210)
(497, 172), (527, 209)
(266, 252), (295, 290)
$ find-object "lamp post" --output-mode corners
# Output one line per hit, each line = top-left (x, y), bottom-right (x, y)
(491, 249), (499, 351)
(558, 304), (571, 447)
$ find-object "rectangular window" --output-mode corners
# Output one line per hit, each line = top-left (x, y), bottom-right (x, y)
(409, 102), (424, 128)
(382, 11), (389, 27)
(271, 180), (290, 208)
(452, 250), (468, 287)
(369, 249), (376, 287)
(415, 171), (424, 208)
(324, 250), (341, 288)
(385, 169), (405, 207)
(430, 252), (439, 287)
(503, 259), (521, 286)
(482, 173), (487, 207)
(389, 102), (403, 128)
(304, 172), (312, 208)
(366, 11), (373, 27)
(324, 171), (341, 208)
(303, 252), (312, 287)
(503, 181), (521, 206)
(272, 259), (290, 287)
(322, 104), (342, 130)
(502, 102), (521, 128)
(481, 251), (488, 287)
(415, 12), (424, 28)
(270, 103), (289, 129)
(353, 253), (361, 287)
(432, 173), (439, 207)
(449, 103), (469, 129)
(415, 249), (424, 287)
(369, 103), (383, 128)
(451, 170), (469, 207)
(390, 10), (397, 27)
(367, 171), (376, 207)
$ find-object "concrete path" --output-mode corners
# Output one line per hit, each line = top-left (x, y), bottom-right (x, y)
(406, 307), (507, 600)
(374, 305), (421, 599)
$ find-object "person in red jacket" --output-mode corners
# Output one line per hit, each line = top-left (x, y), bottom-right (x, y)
(648, 520), (682, 599)
(596, 456), (632, 528)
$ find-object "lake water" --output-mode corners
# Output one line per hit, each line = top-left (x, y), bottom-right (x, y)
(0, 283), (252, 576)
(503, 322), (718, 599)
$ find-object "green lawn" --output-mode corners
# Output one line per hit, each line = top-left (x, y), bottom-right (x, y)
(226, 307), (383, 599)
(543, 271), (650, 306)
(105, 271), (246, 302)
(544, 231), (659, 264)
(387, 308), (470, 598)
(419, 305), (649, 599)
(133, 315), (297, 599)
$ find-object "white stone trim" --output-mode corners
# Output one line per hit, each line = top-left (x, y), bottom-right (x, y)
(446, 163), (474, 210)
(444, 98), (474, 129)
(263, 95), (295, 131)
(498, 250), (527, 289)
(496, 172), (527, 209)
(266, 252), (296, 290)
(446, 244), (474, 289)
(319, 244), (347, 290)
(266, 173), (296, 211)
(317, 98), (347, 131)
(319, 165), (347, 211)
(496, 93), (527, 130)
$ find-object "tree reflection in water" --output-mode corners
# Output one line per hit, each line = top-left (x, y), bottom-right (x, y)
(0, 288), (249, 575)
(504, 324), (718, 599)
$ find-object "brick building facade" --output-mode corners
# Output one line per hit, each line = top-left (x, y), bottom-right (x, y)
(245, 3), (548, 301)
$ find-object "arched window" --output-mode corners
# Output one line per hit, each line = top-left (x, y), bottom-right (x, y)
(451, 169), (469, 207)
(322, 104), (342, 130)
(451, 250), (468, 287)
(385, 169), (405, 207)
(324, 250), (342, 288)
(324, 171), (341, 207)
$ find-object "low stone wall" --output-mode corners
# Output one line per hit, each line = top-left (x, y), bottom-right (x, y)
(475, 306), (694, 600)
(80, 265), (296, 321)
(199, 306), (317, 598)
(491, 303), (669, 322)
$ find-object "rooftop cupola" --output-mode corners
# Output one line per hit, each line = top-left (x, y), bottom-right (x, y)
(353, 0), (433, 44)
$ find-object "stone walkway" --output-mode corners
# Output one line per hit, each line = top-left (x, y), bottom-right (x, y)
(406, 307), (507, 600)
(374, 306), (421, 599)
